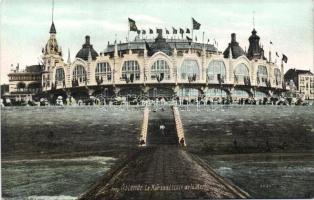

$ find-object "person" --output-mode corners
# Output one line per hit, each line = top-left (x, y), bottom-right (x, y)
(139, 139), (145, 146)
(160, 124), (166, 135)
(180, 138), (185, 147)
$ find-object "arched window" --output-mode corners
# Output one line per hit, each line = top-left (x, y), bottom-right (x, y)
(232, 89), (249, 98)
(234, 63), (249, 84)
(72, 65), (87, 84)
(55, 68), (65, 86)
(17, 82), (26, 92)
(206, 88), (227, 97)
(207, 60), (226, 83)
(178, 88), (200, 98)
(255, 91), (267, 99)
(96, 62), (111, 83)
(180, 59), (200, 81)
(151, 59), (170, 81)
(257, 65), (268, 86)
(274, 68), (282, 85)
(121, 60), (140, 82)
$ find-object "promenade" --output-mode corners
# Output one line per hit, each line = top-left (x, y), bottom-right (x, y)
(79, 106), (249, 200)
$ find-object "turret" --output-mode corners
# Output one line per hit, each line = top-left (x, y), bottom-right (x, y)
(246, 29), (265, 60)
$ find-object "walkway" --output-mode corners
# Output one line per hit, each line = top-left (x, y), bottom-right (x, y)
(79, 106), (250, 200)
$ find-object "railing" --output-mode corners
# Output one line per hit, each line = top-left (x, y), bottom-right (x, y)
(139, 106), (149, 146)
(172, 106), (186, 146)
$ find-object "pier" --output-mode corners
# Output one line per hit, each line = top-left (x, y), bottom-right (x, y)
(79, 106), (250, 200)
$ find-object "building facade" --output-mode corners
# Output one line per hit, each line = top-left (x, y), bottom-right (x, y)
(284, 69), (314, 100)
(6, 64), (42, 102)
(6, 21), (288, 103)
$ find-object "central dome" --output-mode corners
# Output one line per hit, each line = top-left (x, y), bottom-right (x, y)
(76, 35), (99, 61)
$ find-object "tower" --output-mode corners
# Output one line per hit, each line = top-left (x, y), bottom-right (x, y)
(41, 0), (64, 91)
(246, 29), (265, 60)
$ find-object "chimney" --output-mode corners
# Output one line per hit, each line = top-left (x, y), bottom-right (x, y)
(231, 33), (236, 43)
(85, 35), (90, 45)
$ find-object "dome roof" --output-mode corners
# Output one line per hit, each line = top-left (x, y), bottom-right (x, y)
(223, 33), (245, 59)
(76, 35), (99, 61)
(147, 32), (172, 56)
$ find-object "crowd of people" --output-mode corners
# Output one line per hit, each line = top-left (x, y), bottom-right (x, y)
(1, 94), (310, 107)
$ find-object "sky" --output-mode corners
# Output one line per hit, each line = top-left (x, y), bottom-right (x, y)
(0, 0), (313, 83)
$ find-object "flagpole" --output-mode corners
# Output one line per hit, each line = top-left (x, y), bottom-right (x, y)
(191, 18), (194, 43)
(128, 21), (130, 49)
(202, 32), (205, 49)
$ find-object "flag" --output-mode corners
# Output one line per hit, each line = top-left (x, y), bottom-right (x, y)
(276, 52), (279, 57)
(149, 29), (153, 34)
(172, 27), (177, 34)
(179, 28), (184, 34)
(166, 29), (169, 34)
(156, 28), (162, 35)
(192, 18), (201, 30)
(128, 18), (138, 32)
(142, 30), (146, 34)
(186, 28), (190, 33)
(282, 54), (288, 63)
(186, 36), (192, 45)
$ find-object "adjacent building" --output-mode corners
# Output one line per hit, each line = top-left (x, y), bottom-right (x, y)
(284, 69), (314, 100)
(6, 64), (43, 101)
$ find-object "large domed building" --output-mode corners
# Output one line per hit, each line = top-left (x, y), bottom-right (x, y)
(8, 19), (288, 103)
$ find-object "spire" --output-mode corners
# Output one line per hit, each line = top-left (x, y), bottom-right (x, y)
(114, 34), (118, 57)
(67, 48), (71, 63)
(49, 22), (56, 34)
(49, 0), (56, 34)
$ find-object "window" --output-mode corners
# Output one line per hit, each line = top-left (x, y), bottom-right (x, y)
(257, 65), (268, 86)
(255, 91), (267, 98)
(122, 60), (140, 82)
(234, 63), (249, 84)
(55, 68), (65, 86)
(180, 59), (200, 81)
(73, 65), (87, 84)
(96, 62), (111, 83)
(178, 88), (200, 97)
(274, 68), (281, 85)
(151, 59), (170, 81)
(206, 88), (227, 97)
(233, 89), (249, 98)
(17, 82), (26, 92)
(207, 60), (226, 83)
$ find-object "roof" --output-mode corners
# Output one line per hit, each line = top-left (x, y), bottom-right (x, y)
(49, 22), (56, 34)
(284, 68), (313, 79)
(104, 38), (217, 54)
(223, 33), (245, 59)
(76, 35), (99, 61)
(25, 65), (43, 73)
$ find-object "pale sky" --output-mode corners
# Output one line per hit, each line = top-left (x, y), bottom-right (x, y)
(0, 0), (313, 83)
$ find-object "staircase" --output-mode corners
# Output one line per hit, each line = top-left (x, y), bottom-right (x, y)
(147, 106), (178, 145)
